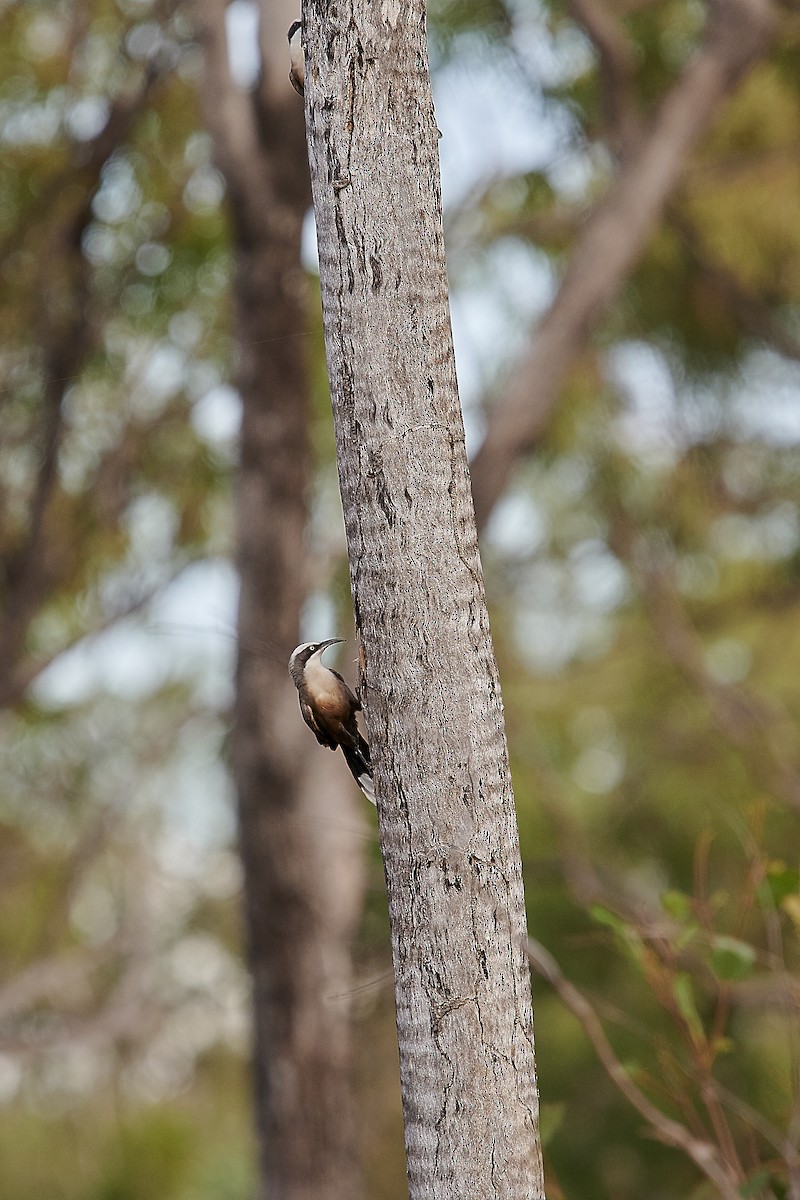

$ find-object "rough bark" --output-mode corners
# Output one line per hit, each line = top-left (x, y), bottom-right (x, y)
(195, 2), (363, 1197)
(469, 0), (776, 531)
(302, 2), (544, 1197)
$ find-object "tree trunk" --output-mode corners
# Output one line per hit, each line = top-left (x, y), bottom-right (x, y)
(302, 2), (545, 1196)
(195, 2), (364, 1197)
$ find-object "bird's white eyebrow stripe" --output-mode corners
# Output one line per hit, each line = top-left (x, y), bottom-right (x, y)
(289, 641), (317, 665)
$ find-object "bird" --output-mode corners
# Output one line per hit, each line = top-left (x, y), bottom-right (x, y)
(287, 20), (304, 96)
(288, 639), (375, 803)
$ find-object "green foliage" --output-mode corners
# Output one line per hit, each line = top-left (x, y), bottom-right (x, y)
(91, 1111), (195, 1200)
(0, 1092), (255, 1200)
(709, 936), (756, 983)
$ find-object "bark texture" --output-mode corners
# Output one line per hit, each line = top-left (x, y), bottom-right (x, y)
(195, 2), (363, 1197)
(469, 0), (776, 531)
(302, 2), (544, 1196)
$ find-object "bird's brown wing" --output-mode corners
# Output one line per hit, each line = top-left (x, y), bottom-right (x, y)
(330, 669), (361, 711)
(311, 691), (365, 754)
(300, 699), (337, 750)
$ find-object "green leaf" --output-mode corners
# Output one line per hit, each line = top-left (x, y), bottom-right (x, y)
(588, 905), (645, 967)
(661, 889), (692, 920)
(710, 936), (756, 982)
(589, 904), (627, 933)
(738, 1167), (774, 1196)
(672, 972), (705, 1043)
(675, 922), (700, 951)
(766, 862), (800, 907)
(783, 894), (800, 932)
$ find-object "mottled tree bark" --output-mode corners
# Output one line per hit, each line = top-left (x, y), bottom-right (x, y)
(302, 2), (545, 1197)
(195, 2), (363, 1197)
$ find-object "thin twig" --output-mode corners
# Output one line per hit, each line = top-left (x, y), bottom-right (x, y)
(527, 936), (744, 1199)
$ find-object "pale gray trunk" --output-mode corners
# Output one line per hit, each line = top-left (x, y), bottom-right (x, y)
(302, 2), (545, 1197)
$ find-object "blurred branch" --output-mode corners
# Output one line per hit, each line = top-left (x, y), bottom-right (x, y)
(0, 941), (128, 1026)
(0, 562), (195, 709)
(36, 811), (123, 955)
(613, 0), (666, 12)
(566, 0), (642, 155)
(193, 0), (273, 239)
(470, 0), (777, 530)
(444, 174), (580, 256)
(0, 390), (203, 710)
(715, 1078), (800, 1182)
(0, 965), (161, 1057)
(513, 729), (657, 917)
(610, 515), (800, 811)
(0, 65), (170, 707)
(1, 830), (173, 1057)
(495, 0), (553, 97)
(684, 138), (800, 187)
(527, 936), (744, 1200)
(9, 63), (163, 547)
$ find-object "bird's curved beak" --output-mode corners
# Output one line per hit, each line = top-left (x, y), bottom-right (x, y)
(319, 638), (343, 652)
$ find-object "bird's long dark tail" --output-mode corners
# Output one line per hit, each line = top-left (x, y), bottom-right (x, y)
(342, 734), (374, 805)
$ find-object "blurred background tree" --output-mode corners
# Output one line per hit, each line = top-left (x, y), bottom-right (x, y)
(1, 0), (799, 1198)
